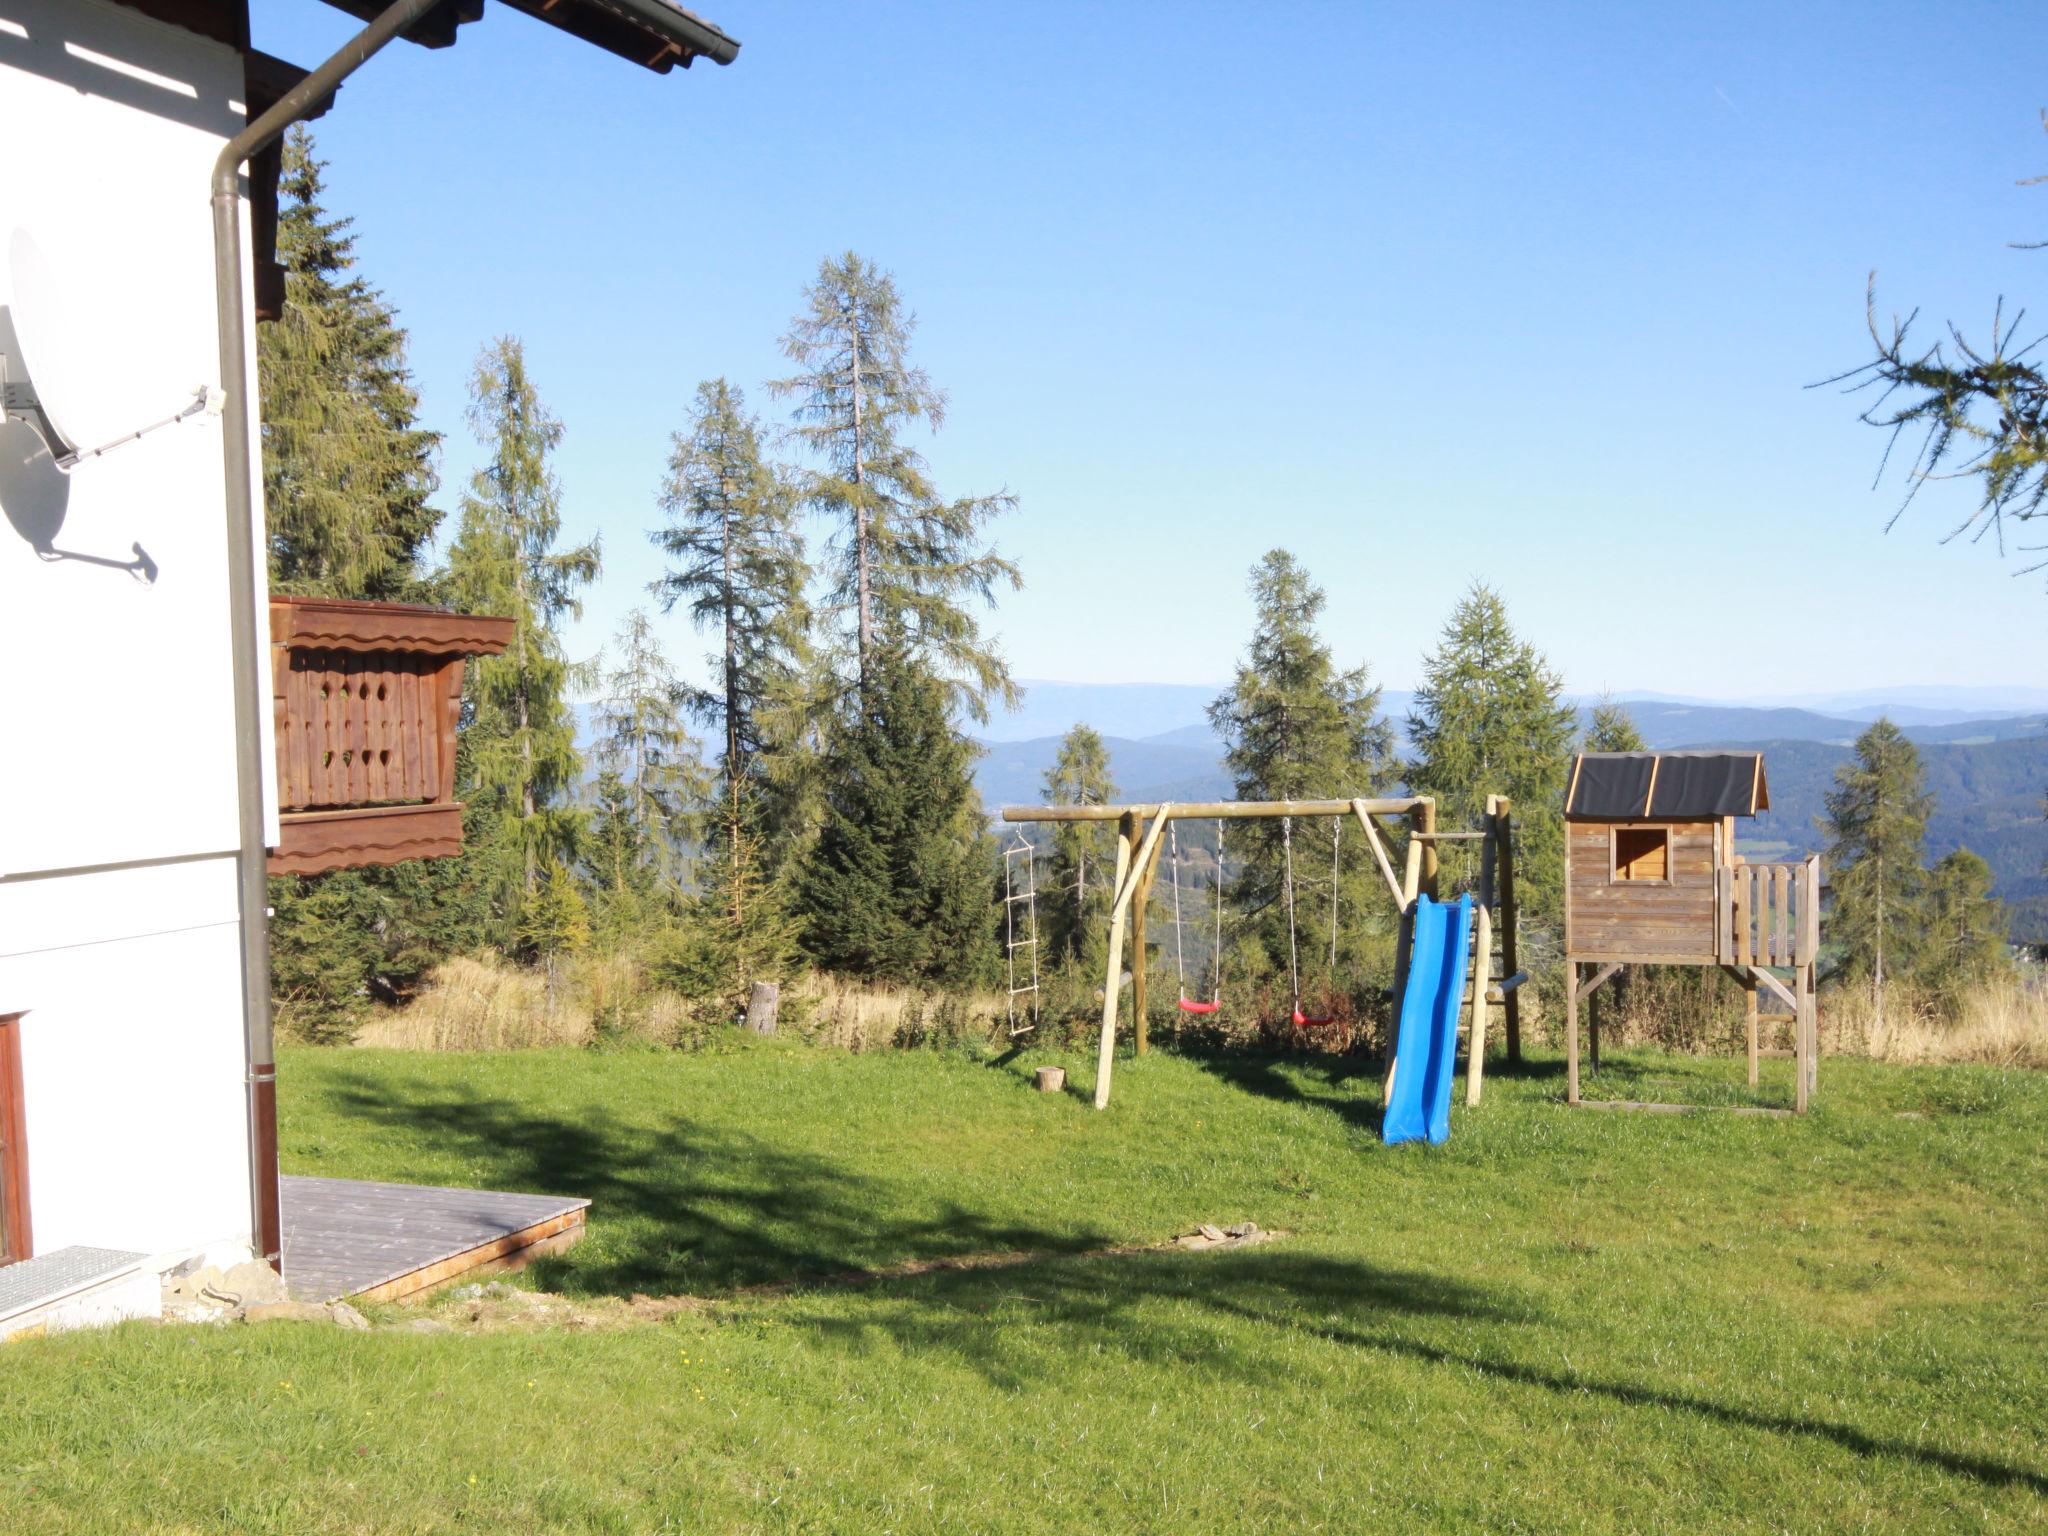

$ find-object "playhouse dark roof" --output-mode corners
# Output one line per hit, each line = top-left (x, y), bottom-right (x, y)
(1565, 751), (1769, 820)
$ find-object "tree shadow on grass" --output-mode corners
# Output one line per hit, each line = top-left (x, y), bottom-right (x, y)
(778, 1245), (2048, 1498)
(307, 1068), (1120, 1297)
(299, 1067), (2046, 1498)
(1177, 1047), (1390, 1137)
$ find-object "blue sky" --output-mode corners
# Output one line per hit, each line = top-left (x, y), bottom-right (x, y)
(249, 0), (2048, 704)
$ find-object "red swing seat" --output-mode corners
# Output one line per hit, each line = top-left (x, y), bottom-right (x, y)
(1178, 997), (1221, 1015)
(1291, 1006), (1336, 1028)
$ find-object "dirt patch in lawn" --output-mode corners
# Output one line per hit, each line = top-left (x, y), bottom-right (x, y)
(402, 1222), (1285, 1334)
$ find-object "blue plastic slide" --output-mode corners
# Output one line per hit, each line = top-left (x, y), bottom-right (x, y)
(1383, 894), (1473, 1146)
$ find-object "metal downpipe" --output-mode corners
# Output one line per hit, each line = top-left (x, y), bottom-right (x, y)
(211, 0), (442, 1270)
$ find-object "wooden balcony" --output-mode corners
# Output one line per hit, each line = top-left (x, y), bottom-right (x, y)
(267, 597), (513, 877)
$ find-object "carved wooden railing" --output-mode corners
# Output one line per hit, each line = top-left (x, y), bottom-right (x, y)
(267, 597), (513, 876)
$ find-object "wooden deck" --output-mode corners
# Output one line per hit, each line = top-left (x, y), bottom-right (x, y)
(280, 1175), (590, 1303)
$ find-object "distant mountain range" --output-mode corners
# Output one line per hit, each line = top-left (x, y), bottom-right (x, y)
(974, 682), (2048, 942)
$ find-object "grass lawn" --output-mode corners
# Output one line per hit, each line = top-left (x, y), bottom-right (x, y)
(4, 1038), (2045, 1533)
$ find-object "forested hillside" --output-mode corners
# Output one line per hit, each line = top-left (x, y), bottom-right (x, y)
(974, 717), (2048, 942)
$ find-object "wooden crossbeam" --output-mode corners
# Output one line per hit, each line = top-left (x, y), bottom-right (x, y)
(1578, 962), (1622, 999)
(1005, 797), (1426, 824)
(1745, 965), (1798, 1016)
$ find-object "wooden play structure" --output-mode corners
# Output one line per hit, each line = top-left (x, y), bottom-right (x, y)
(1000, 796), (1524, 1112)
(1564, 750), (1822, 1114)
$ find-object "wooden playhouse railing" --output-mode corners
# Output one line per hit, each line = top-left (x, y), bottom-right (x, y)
(1717, 855), (1820, 969)
(1715, 853), (1822, 1112)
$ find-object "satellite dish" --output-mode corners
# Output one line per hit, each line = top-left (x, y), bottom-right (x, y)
(4, 227), (221, 471)
(7, 228), (87, 457)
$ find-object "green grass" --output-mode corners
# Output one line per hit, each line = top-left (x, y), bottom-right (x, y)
(4, 1039), (2045, 1533)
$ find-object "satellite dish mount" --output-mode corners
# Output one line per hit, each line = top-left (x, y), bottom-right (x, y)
(3, 228), (224, 473)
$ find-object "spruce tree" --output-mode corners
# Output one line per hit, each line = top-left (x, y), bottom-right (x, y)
(592, 608), (702, 889)
(796, 631), (997, 985)
(1406, 583), (1576, 920)
(1041, 724), (1118, 970)
(1916, 847), (2010, 1000)
(1821, 718), (1933, 1022)
(771, 252), (1019, 717)
(260, 127), (438, 599)
(1208, 550), (1395, 986)
(447, 337), (600, 924)
(258, 126), (478, 1036)
(1583, 693), (1646, 753)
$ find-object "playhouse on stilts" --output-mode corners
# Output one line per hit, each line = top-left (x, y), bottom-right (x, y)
(1563, 750), (1821, 1114)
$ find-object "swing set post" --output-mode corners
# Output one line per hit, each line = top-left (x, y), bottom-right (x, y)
(1000, 795), (1436, 1111)
(1095, 811), (1138, 1111)
(1130, 825), (1168, 1056)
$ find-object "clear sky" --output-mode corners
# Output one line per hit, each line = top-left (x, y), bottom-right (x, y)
(249, 0), (2048, 702)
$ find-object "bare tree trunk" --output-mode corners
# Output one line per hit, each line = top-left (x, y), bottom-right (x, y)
(722, 485), (743, 933)
(850, 306), (873, 691)
(516, 626), (535, 899)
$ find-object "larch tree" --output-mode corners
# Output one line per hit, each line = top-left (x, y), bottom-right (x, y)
(591, 608), (702, 890)
(1825, 116), (2048, 572)
(1208, 550), (1396, 992)
(1406, 582), (1576, 924)
(770, 252), (1019, 718)
(1040, 724), (1118, 971)
(1821, 717), (1933, 1023)
(795, 629), (997, 986)
(1916, 847), (2011, 1001)
(447, 337), (600, 921)
(260, 126), (438, 599)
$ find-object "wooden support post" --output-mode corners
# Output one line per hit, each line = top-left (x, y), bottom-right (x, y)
(1093, 811), (1138, 1111)
(1797, 962), (1816, 1111)
(1466, 896), (1493, 1107)
(1383, 830), (1426, 1108)
(1493, 797), (1521, 1065)
(1566, 961), (1581, 1106)
(1350, 800), (1406, 913)
(1794, 961), (1810, 1115)
(1416, 797), (1439, 899)
(1131, 825), (1167, 1057)
(1466, 801), (1498, 1108)
(1745, 974), (1759, 1089)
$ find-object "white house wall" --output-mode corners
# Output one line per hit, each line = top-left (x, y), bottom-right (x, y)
(0, 860), (249, 1258)
(0, 0), (275, 1266)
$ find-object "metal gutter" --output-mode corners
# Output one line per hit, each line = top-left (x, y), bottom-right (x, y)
(210, 0), (445, 1271)
(578, 0), (740, 65)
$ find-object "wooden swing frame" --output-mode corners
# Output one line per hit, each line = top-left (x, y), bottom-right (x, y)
(1000, 796), (1525, 1110)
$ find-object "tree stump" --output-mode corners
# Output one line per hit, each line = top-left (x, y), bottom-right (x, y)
(745, 981), (779, 1037)
(1034, 1066), (1066, 1093)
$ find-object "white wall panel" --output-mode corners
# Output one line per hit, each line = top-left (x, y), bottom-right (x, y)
(0, 0), (274, 877)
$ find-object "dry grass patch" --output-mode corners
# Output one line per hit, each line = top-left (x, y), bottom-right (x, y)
(1827, 977), (2048, 1069)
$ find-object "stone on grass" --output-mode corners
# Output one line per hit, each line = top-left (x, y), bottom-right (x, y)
(244, 1300), (335, 1326)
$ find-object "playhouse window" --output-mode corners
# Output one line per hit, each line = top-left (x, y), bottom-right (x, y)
(1613, 827), (1669, 882)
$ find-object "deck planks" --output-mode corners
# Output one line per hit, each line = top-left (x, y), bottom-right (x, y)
(280, 1175), (590, 1303)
